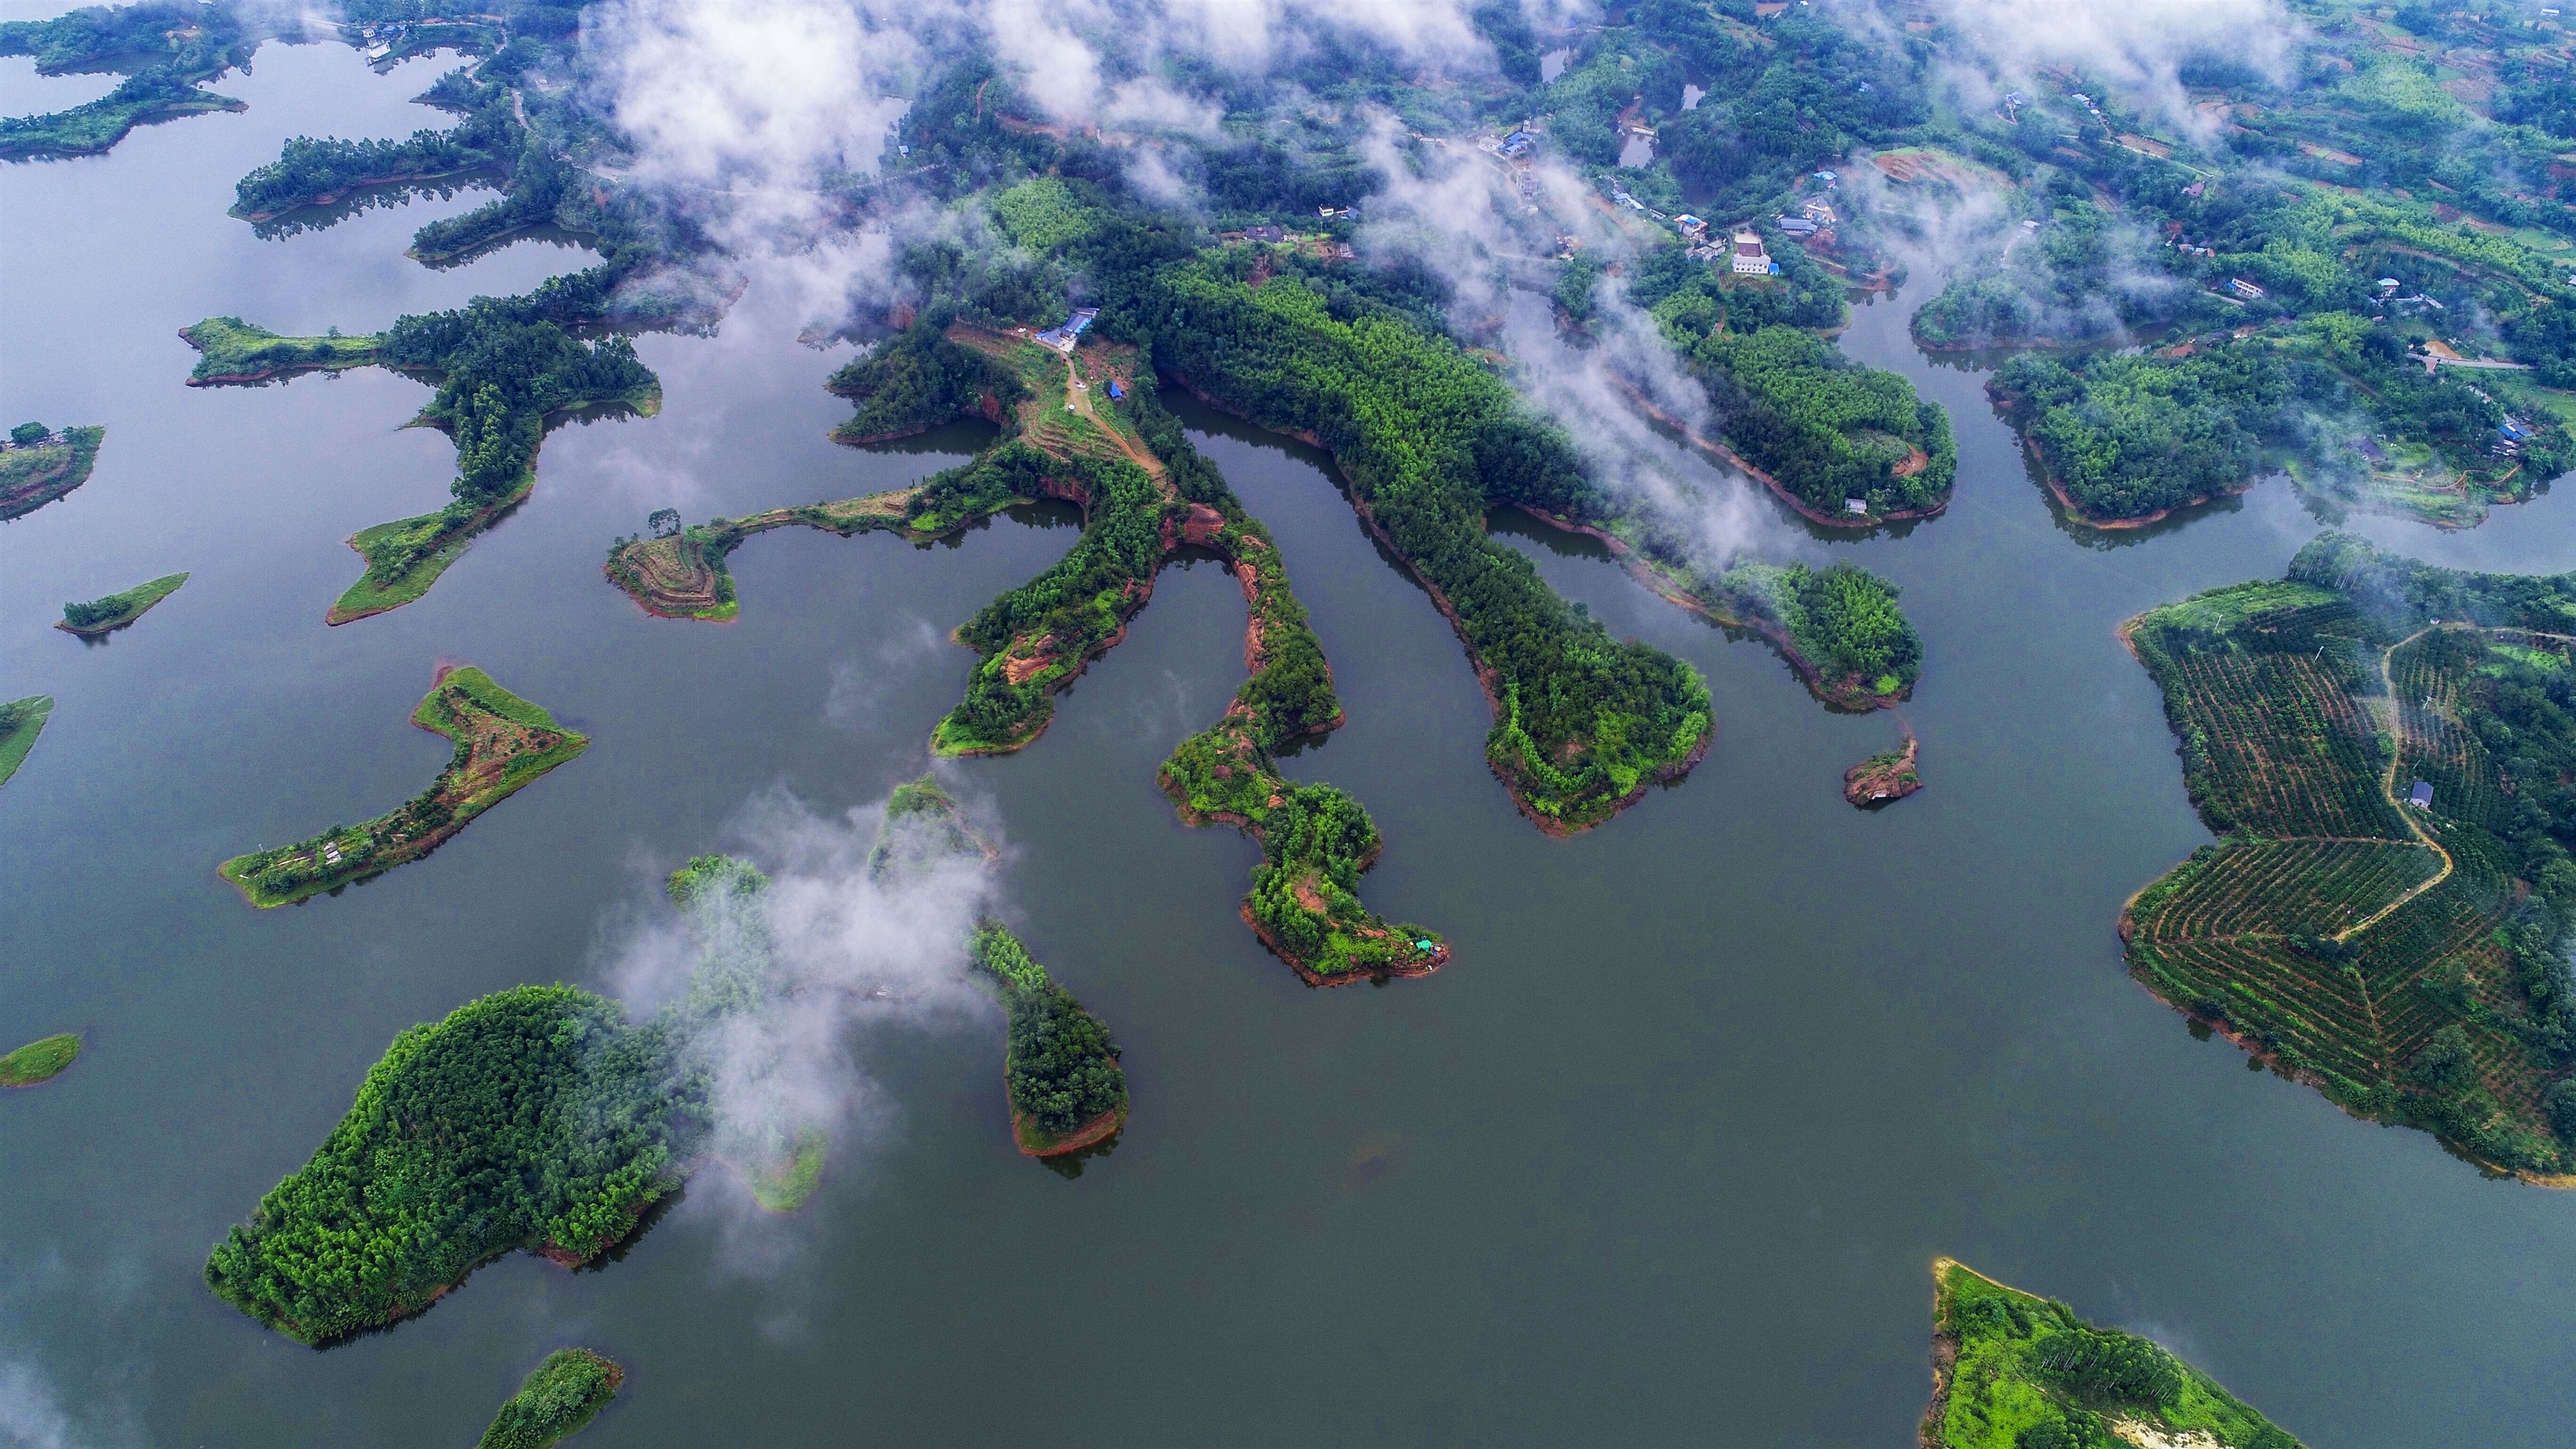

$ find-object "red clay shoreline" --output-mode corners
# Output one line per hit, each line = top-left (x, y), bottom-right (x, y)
(1014, 1099), (1127, 1157)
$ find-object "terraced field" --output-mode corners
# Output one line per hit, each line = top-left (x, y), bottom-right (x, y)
(2123, 580), (2571, 1179)
(604, 488), (929, 621)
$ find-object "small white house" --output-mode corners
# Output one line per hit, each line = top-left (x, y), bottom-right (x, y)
(1730, 229), (1773, 276)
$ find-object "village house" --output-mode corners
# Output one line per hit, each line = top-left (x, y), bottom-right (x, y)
(1730, 229), (1776, 276)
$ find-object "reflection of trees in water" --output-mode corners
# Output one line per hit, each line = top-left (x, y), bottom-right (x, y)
(247, 173), (500, 240)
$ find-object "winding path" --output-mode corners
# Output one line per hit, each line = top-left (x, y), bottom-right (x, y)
(2339, 623), (2457, 941)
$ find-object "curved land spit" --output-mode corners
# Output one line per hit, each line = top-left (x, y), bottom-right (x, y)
(216, 665), (589, 907)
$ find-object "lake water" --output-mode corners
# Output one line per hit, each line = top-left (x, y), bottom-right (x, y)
(6, 39), (2574, 1449)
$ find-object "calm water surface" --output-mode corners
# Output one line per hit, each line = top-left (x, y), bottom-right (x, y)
(6, 41), (2574, 1448)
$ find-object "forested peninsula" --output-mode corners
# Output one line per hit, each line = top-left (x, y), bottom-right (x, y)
(2122, 534), (2576, 1182)
(218, 666), (587, 907)
(183, 296), (659, 623)
(0, 1), (251, 160)
(621, 328), (1444, 984)
(1922, 1259), (2306, 1449)
(1, 425), (105, 522)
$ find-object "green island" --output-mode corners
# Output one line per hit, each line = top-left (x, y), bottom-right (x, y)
(0, 695), (55, 788)
(1909, 5), (2576, 527)
(2121, 534), (2576, 1182)
(1, 424), (105, 522)
(0, 1032), (82, 1088)
(217, 665), (589, 908)
(0, 1), (255, 161)
(476, 1349), (622, 1449)
(204, 984), (705, 1344)
(1922, 1258), (2305, 1449)
(56, 571), (186, 637)
(970, 923), (1128, 1157)
(869, 775), (1130, 1153)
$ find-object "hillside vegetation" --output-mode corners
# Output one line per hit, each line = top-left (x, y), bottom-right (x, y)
(1924, 1259), (2306, 1449)
(2123, 534), (2576, 1180)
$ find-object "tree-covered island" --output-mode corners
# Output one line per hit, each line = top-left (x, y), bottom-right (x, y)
(217, 665), (588, 908)
(204, 984), (704, 1344)
(476, 1349), (622, 1449)
(1922, 1258), (2306, 1449)
(1, 424), (105, 523)
(0, 695), (55, 789)
(56, 571), (186, 637)
(970, 923), (1127, 1157)
(2123, 534), (2576, 1182)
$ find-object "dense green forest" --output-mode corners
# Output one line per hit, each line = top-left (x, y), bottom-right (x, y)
(477, 1350), (621, 1449)
(204, 985), (703, 1344)
(826, 317), (1028, 442)
(1137, 259), (1712, 829)
(1925, 1259), (2304, 1449)
(58, 571), (187, 636)
(1716, 560), (1922, 699)
(970, 924), (1128, 1151)
(2123, 535), (2576, 1177)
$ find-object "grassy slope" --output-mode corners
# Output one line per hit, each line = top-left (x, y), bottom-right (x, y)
(57, 572), (189, 636)
(0, 696), (55, 788)
(1927, 1259), (2302, 1449)
(0, 1032), (81, 1088)
(217, 667), (588, 907)
(180, 317), (383, 383)
(0, 426), (106, 522)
